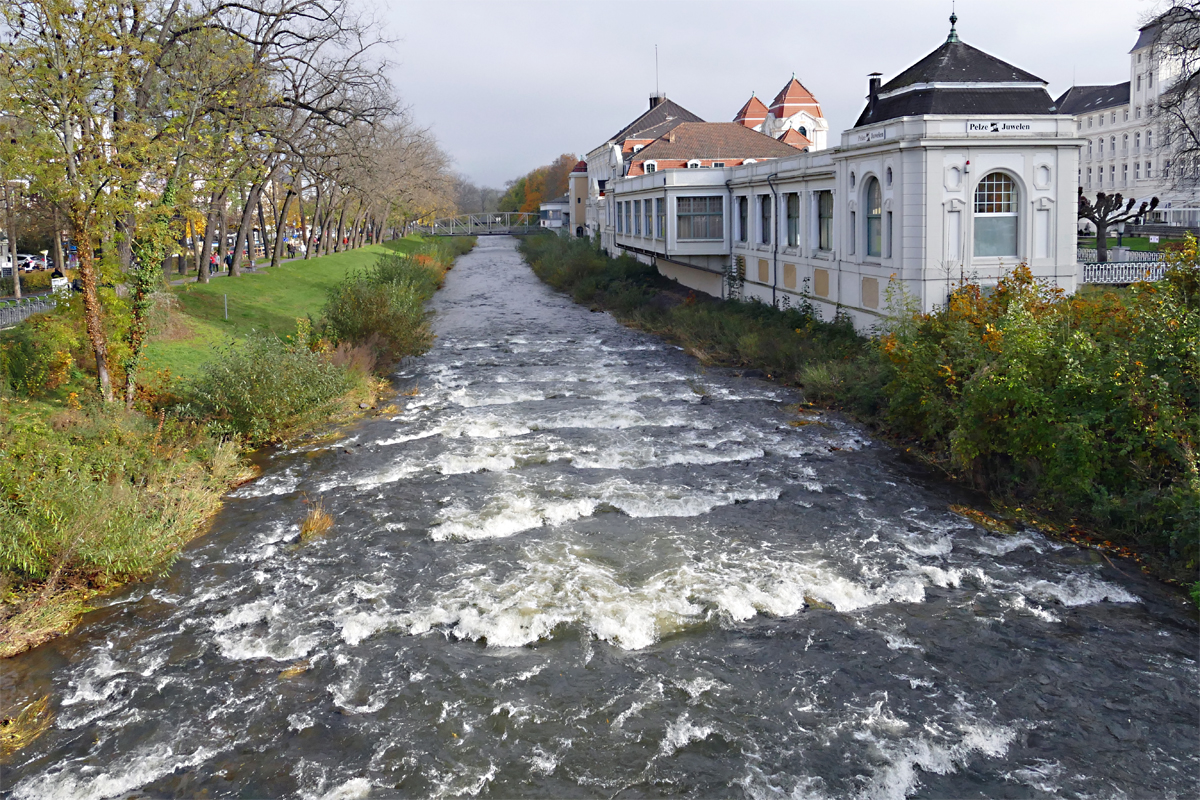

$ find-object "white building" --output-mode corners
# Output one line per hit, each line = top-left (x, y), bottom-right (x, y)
(1056, 17), (1198, 228)
(592, 15), (1083, 332)
(732, 77), (830, 151)
(538, 196), (569, 230)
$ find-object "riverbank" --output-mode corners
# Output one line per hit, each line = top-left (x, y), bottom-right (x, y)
(0, 236), (474, 663)
(518, 233), (1199, 596)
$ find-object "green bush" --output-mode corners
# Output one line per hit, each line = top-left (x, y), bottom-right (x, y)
(0, 408), (239, 586)
(186, 334), (353, 443)
(0, 312), (81, 397)
(881, 258), (1199, 575)
(321, 252), (446, 365)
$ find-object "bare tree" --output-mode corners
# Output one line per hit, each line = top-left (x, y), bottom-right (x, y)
(1148, 3), (1200, 190)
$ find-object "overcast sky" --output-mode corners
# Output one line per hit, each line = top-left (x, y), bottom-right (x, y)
(382, 0), (1157, 188)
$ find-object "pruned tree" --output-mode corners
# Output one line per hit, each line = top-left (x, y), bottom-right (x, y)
(1078, 188), (1160, 262)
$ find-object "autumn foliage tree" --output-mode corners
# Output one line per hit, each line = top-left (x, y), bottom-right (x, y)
(498, 153), (578, 212)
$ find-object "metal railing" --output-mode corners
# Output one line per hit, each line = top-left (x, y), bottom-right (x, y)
(1076, 247), (1166, 264)
(1080, 262), (1169, 284)
(0, 294), (57, 328)
(414, 212), (542, 236)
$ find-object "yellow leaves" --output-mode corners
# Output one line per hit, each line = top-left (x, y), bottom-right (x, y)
(982, 323), (1004, 353)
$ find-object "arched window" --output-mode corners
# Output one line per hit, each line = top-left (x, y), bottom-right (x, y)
(798, 125), (808, 137)
(1147, 130), (1154, 149)
(865, 177), (882, 257)
(974, 172), (1018, 257)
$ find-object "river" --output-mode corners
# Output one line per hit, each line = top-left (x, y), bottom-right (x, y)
(2, 236), (1196, 799)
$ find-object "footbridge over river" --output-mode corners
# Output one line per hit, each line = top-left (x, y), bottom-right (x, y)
(414, 211), (541, 236)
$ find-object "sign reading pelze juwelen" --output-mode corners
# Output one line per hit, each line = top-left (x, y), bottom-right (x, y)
(967, 120), (1049, 135)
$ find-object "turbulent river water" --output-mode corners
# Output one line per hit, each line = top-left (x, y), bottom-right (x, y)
(3, 236), (1198, 799)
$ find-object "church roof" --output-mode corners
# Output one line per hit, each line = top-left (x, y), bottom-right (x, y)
(768, 77), (823, 119)
(630, 122), (801, 163)
(608, 97), (704, 144)
(733, 95), (769, 127)
(1054, 83), (1130, 116)
(570, 159), (587, 173)
(777, 128), (813, 149)
(854, 16), (1056, 127)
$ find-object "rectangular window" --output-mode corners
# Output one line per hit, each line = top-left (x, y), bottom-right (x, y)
(712, 162), (725, 168)
(616, 201), (623, 233)
(1136, 162), (1141, 179)
(655, 198), (664, 238)
(624, 202), (631, 235)
(1137, 75), (1142, 91)
(633, 200), (641, 235)
(1146, 161), (1153, 178)
(886, 211), (893, 258)
(676, 196), (724, 240)
(645, 201), (652, 237)
(849, 211), (856, 254)
(1087, 167), (1092, 186)
(737, 196), (748, 242)
(817, 191), (833, 251)
(760, 195), (772, 244)
(786, 193), (799, 247)
(1123, 163), (1128, 183)
(645, 163), (656, 174)
(1110, 165), (1116, 184)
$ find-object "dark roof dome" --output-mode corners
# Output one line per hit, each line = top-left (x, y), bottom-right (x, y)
(855, 14), (1057, 127)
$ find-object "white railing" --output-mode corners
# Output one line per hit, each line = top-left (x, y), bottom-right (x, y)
(1080, 262), (1169, 284)
(1076, 247), (1166, 264)
(0, 294), (57, 328)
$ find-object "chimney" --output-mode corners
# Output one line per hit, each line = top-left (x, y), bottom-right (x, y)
(867, 73), (882, 112)
(649, 93), (666, 110)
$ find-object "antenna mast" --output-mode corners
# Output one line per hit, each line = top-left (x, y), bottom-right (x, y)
(655, 45), (660, 96)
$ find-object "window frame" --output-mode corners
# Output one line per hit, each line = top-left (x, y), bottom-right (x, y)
(786, 193), (799, 247)
(633, 199), (641, 236)
(865, 177), (882, 258)
(759, 194), (772, 245)
(817, 191), (833, 252)
(972, 171), (1019, 259)
(737, 196), (748, 243)
(676, 195), (724, 241)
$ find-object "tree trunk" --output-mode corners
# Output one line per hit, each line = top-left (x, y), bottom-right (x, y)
(334, 202), (349, 253)
(305, 185), (320, 260)
(270, 189), (295, 268)
(53, 205), (64, 276)
(74, 219), (113, 401)
(297, 185), (309, 260)
(217, 195), (228, 268)
(257, 198), (270, 264)
(231, 182), (264, 276)
(197, 191), (220, 283)
(4, 184), (20, 299)
(1096, 222), (1109, 263)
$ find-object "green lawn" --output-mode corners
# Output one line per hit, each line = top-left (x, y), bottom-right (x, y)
(1076, 235), (1180, 253)
(145, 238), (431, 377)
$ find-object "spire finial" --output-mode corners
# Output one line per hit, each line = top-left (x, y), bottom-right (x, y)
(947, 9), (959, 42)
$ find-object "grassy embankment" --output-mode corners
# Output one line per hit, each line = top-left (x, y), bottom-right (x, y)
(0, 235), (474, 667)
(519, 234), (1199, 596)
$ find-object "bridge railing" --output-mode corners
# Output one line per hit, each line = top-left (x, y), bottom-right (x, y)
(415, 212), (543, 236)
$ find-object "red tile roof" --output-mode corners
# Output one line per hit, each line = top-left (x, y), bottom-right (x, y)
(733, 94), (769, 127)
(624, 122), (801, 176)
(777, 128), (813, 149)
(571, 159), (587, 173)
(769, 77), (824, 119)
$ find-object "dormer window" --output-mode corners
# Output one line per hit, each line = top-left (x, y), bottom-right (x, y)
(798, 126), (807, 137)
(633, 144), (645, 153)
(711, 162), (725, 168)
(686, 159), (702, 169)
(743, 159), (758, 165)
(644, 161), (657, 174)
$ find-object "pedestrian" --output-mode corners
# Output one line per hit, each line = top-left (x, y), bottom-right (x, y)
(209, 253), (218, 274)
(224, 252), (233, 271)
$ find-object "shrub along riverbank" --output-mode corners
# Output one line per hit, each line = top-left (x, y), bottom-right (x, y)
(0, 236), (474, 659)
(519, 234), (1199, 594)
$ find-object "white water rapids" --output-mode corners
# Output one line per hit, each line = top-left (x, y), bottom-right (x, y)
(2, 236), (1196, 799)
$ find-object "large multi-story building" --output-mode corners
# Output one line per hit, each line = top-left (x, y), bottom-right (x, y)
(1056, 18), (1198, 228)
(585, 14), (1083, 331)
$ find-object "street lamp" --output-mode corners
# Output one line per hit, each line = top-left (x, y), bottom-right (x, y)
(1117, 220), (1126, 248)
